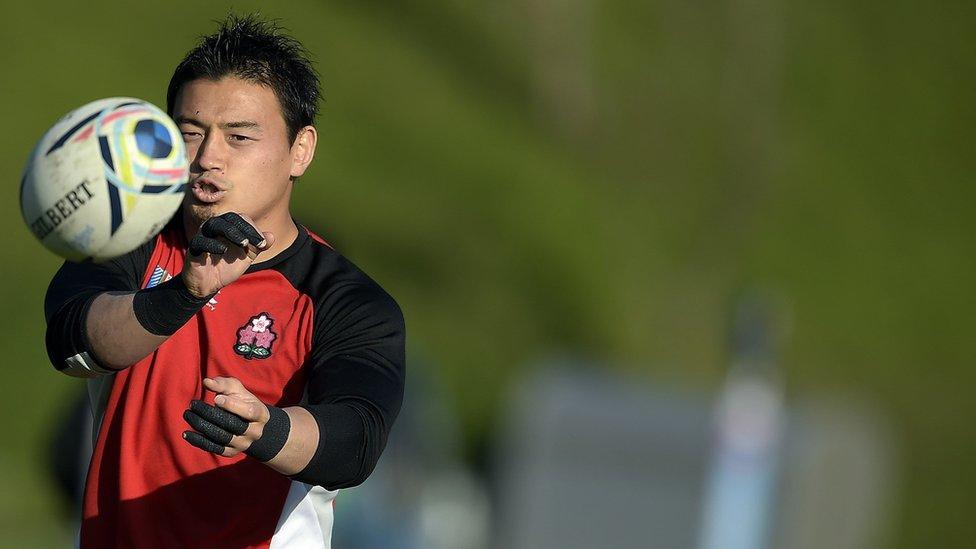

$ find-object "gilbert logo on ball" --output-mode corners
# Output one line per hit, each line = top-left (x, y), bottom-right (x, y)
(20, 98), (188, 262)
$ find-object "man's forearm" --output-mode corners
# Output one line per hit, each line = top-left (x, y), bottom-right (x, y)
(266, 407), (320, 475)
(83, 274), (214, 371)
(86, 292), (169, 371)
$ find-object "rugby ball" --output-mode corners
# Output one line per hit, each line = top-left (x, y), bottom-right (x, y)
(20, 97), (188, 262)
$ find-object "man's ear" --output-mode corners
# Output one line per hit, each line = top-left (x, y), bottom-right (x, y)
(289, 125), (317, 178)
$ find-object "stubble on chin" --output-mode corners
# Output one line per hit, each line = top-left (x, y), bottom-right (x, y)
(182, 199), (221, 235)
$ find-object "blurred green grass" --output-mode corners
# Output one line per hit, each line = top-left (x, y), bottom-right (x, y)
(2, 1), (974, 547)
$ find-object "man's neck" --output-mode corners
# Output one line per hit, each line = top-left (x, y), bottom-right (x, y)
(252, 213), (299, 264)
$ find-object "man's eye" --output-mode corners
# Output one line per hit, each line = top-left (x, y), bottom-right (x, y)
(181, 131), (201, 140)
(229, 135), (251, 142)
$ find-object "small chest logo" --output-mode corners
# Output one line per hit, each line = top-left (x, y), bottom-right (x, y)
(146, 266), (171, 288)
(235, 313), (278, 360)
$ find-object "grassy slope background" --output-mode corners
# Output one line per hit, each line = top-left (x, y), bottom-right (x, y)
(0, 1), (973, 546)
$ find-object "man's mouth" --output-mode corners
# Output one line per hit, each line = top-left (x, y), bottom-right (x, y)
(190, 179), (226, 204)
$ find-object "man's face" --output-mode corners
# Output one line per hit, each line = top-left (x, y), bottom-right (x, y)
(173, 77), (303, 229)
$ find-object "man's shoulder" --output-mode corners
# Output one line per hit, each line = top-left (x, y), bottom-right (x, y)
(269, 227), (403, 341)
(273, 225), (393, 303)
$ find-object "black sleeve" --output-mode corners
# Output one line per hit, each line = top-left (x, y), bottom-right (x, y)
(293, 281), (406, 490)
(44, 238), (156, 376)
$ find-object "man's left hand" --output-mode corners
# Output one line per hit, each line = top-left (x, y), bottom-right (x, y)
(182, 376), (269, 457)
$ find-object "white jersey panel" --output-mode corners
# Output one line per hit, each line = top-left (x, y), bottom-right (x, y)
(269, 481), (338, 549)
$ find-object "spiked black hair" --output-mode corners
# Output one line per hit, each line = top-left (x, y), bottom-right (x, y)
(166, 14), (321, 142)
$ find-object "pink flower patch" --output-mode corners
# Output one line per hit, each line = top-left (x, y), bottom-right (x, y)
(234, 312), (278, 360)
(254, 329), (276, 348)
(251, 315), (272, 333)
(238, 327), (257, 345)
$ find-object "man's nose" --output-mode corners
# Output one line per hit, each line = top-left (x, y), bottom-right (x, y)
(193, 133), (226, 173)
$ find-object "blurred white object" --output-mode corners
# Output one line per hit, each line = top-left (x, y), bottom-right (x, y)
(699, 292), (786, 549)
(494, 363), (896, 549)
(698, 375), (784, 549)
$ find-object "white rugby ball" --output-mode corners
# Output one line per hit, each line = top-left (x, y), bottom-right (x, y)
(20, 97), (188, 262)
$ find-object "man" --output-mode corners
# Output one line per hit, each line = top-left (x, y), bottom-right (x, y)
(44, 15), (405, 548)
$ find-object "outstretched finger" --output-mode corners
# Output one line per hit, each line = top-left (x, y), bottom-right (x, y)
(183, 430), (226, 455)
(189, 399), (249, 435)
(223, 213), (266, 248)
(201, 216), (248, 248)
(214, 394), (268, 424)
(188, 234), (227, 256)
(183, 409), (234, 445)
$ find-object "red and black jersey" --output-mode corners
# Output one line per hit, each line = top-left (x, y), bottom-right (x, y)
(44, 220), (406, 548)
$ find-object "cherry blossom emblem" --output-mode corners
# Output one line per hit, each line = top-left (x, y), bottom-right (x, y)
(234, 312), (278, 359)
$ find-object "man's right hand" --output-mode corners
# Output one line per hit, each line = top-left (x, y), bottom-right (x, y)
(182, 212), (275, 298)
